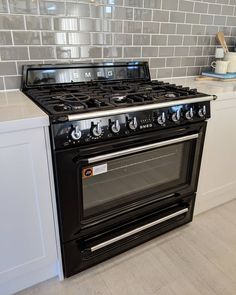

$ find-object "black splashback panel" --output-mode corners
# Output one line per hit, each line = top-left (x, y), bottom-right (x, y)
(22, 62), (150, 88)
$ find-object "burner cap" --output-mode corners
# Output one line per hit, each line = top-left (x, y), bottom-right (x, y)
(165, 93), (178, 98)
(112, 95), (127, 102)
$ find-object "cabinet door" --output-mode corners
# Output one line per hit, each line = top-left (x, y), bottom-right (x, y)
(0, 128), (58, 295)
(196, 99), (236, 214)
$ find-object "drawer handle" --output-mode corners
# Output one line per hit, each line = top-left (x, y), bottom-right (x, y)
(89, 208), (188, 252)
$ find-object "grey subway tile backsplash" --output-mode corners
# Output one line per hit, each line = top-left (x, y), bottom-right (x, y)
(194, 2), (208, 14)
(67, 33), (91, 45)
(222, 5), (234, 16)
(181, 57), (196, 66)
(176, 24), (191, 34)
(1, 0), (236, 90)
(200, 14), (214, 25)
(0, 15), (25, 30)
(173, 67), (187, 77)
(41, 32), (67, 45)
(0, 62), (17, 76)
(4, 76), (21, 90)
(208, 4), (222, 15)
(0, 0), (8, 12)
(169, 12), (185, 23)
(39, 1), (65, 15)
(179, 0), (194, 12)
(26, 16), (53, 30)
(103, 47), (122, 58)
(13, 32), (41, 45)
(186, 13), (200, 24)
(142, 47), (159, 57)
(183, 36), (198, 46)
(9, 0), (38, 14)
(151, 35), (167, 46)
(168, 35), (183, 46)
(175, 47), (189, 56)
(29, 47), (56, 60)
(53, 18), (78, 31)
(143, 22), (160, 34)
(149, 58), (165, 68)
(144, 0), (161, 9)
(0, 47), (29, 60)
(0, 32), (12, 45)
(162, 0), (178, 11)
(159, 47), (174, 57)
(153, 10), (169, 22)
(114, 34), (132, 45)
(124, 47), (141, 58)
(92, 33), (112, 45)
(80, 47), (102, 58)
(124, 0), (143, 7)
(133, 35), (150, 46)
(0, 77), (4, 90)
(166, 57), (181, 67)
(134, 9), (152, 21)
(160, 23), (176, 34)
(124, 21), (142, 33)
(56, 47), (80, 59)
(157, 68), (172, 78)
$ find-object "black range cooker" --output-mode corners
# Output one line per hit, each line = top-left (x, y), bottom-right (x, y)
(22, 62), (214, 277)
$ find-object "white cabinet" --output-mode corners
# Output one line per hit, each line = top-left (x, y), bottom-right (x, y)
(0, 127), (59, 295)
(195, 98), (236, 214)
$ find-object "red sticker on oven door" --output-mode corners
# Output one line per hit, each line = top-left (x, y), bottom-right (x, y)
(82, 167), (93, 178)
(82, 164), (107, 179)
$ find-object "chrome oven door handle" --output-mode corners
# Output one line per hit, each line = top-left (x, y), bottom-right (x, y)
(89, 208), (189, 252)
(87, 133), (199, 164)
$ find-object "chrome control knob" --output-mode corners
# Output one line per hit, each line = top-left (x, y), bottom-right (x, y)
(172, 109), (181, 123)
(157, 112), (166, 126)
(185, 107), (194, 120)
(198, 105), (207, 118)
(111, 120), (120, 134)
(92, 122), (102, 137)
(128, 117), (138, 130)
(71, 125), (82, 140)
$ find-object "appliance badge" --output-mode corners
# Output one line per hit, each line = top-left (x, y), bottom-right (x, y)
(82, 164), (107, 178)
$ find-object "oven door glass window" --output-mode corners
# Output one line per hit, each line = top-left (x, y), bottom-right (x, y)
(81, 139), (194, 219)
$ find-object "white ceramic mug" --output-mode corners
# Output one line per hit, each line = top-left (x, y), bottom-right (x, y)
(227, 61), (236, 73)
(211, 60), (229, 74)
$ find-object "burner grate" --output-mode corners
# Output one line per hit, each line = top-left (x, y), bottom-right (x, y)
(25, 80), (202, 116)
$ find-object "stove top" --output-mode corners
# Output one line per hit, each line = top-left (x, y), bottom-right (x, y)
(22, 62), (211, 123)
(24, 80), (203, 115)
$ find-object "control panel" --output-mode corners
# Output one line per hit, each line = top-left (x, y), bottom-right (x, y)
(52, 101), (210, 150)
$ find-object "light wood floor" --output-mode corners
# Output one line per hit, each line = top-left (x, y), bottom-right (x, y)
(17, 200), (236, 295)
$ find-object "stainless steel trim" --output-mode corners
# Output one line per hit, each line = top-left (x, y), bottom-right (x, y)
(68, 95), (214, 121)
(90, 208), (189, 252)
(87, 133), (199, 164)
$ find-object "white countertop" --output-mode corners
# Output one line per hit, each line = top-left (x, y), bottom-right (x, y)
(0, 90), (49, 133)
(162, 77), (236, 101)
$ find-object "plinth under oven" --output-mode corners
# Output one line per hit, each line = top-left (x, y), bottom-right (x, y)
(22, 62), (214, 277)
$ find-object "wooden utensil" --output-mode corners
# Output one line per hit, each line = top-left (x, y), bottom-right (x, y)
(196, 75), (236, 82)
(216, 32), (229, 53)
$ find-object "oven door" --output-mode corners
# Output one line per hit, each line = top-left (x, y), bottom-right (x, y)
(54, 122), (206, 242)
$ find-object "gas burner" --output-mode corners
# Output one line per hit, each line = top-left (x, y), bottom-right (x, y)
(112, 95), (127, 103)
(165, 92), (179, 99)
(60, 94), (90, 103)
(54, 102), (85, 112)
(100, 83), (134, 94)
